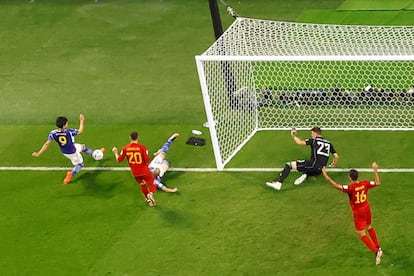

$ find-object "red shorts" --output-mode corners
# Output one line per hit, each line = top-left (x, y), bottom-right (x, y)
(352, 205), (372, 231)
(134, 173), (155, 186)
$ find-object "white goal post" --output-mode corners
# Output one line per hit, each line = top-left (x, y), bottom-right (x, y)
(195, 17), (414, 170)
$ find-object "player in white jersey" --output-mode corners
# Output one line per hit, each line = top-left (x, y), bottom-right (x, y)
(149, 133), (179, 193)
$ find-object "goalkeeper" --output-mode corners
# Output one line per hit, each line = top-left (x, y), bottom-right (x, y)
(266, 127), (339, 190)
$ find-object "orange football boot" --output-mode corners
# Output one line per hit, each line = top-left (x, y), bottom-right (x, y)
(63, 171), (73, 184)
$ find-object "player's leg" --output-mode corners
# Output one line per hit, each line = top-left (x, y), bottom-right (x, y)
(358, 229), (378, 253)
(279, 161), (295, 183)
(135, 176), (154, 206)
(157, 180), (178, 193)
(158, 160), (170, 178)
(355, 214), (377, 253)
(266, 161), (295, 190)
(154, 133), (179, 157)
(70, 144), (86, 177)
(75, 143), (93, 156)
(135, 176), (147, 196)
(294, 160), (316, 185)
(365, 208), (380, 248)
(143, 174), (157, 206)
(367, 225), (380, 249)
(366, 208), (383, 265)
(72, 163), (84, 176)
(63, 148), (85, 184)
(140, 183), (152, 206)
(367, 224), (383, 265)
(162, 186), (178, 193)
(354, 212), (381, 265)
(358, 227), (383, 265)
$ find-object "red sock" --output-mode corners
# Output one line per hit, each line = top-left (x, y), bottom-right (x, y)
(368, 228), (380, 248)
(140, 184), (149, 198)
(361, 235), (378, 253)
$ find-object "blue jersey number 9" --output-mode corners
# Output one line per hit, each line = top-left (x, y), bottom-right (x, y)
(58, 136), (67, 146)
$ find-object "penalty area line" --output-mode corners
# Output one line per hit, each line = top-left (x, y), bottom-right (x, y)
(0, 167), (414, 173)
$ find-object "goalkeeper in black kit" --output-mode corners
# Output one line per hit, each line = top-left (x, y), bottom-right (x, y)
(266, 127), (339, 190)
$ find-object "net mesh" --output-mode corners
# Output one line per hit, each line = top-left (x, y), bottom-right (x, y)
(196, 18), (414, 169)
(203, 18), (414, 56)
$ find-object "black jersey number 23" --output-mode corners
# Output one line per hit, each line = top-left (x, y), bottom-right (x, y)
(316, 141), (330, 157)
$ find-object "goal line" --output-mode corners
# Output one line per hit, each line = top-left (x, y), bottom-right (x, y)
(1, 167), (414, 173)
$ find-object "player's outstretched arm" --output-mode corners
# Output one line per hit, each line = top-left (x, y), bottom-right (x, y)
(32, 140), (52, 157)
(329, 152), (339, 168)
(372, 162), (381, 186)
(112, 147), (120, 161)
(78, 114), (85, 134)
(322, 167), (342, 191)
(290, 128), (306, 145)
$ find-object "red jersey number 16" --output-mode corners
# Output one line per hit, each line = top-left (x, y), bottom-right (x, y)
(355, 190), (367, 204)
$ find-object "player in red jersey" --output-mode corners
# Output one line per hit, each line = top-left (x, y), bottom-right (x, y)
(112, 131), (157, 207)
(322, 162), (383, 265)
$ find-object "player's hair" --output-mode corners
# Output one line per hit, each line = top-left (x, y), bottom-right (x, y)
(130, 131), (139, 140)
(311, 127), (322, 135)
(151, 168), (161, 177)
(349, 169), (359, 181)
(56, 116), (68, 128)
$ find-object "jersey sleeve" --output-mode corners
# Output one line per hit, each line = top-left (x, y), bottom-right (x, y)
(330, 143), (337, 154)
(305, 138), (313, 145)
(365, 180), (377, 189)
(68, 129), (79, 136)
(48, 131), (55, 141)
(117, 147), (127, 162)
(341, 184), (350, 194)
(143, 147), (150, 164)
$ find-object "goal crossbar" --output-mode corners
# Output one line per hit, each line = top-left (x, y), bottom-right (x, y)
(196, 55), (414, 62)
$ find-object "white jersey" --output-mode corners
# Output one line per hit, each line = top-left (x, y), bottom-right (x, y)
(149, 155), (168, 177)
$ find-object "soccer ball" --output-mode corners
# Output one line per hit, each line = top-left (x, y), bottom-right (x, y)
(92, 149), (104, 161)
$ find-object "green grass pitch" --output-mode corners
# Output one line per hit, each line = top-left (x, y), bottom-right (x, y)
(0, 0), (413, 275)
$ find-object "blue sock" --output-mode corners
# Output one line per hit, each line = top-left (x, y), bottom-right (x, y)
(161, 140), (173, 154)
(83, 146), (93, 156)
(72, 163), (84, 175)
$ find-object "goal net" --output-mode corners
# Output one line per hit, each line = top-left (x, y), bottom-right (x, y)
(195, 17), (414, 169)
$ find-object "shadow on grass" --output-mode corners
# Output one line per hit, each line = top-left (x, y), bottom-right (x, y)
(66, 170), (120, 198)
(153, 205), (194, 228)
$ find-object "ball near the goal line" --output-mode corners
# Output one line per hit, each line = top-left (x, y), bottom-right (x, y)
(92, 149), (104, 161)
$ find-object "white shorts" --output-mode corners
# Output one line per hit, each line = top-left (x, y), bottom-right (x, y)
(63, 143), (84, 165)
(149, 155), (168, 177)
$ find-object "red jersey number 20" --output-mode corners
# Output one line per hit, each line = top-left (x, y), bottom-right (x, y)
(127, 152), (143, 165)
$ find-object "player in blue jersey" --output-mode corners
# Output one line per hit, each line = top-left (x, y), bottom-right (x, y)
(32, 114), (104, 184)
(149, 133), (179, 193)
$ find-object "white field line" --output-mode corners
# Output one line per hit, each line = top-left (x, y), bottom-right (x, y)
(1, 166), (414, 173)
